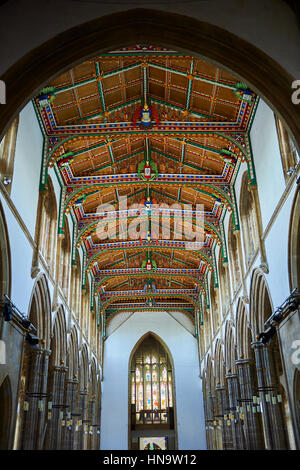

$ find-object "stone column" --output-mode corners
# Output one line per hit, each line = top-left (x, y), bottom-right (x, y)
(35, 348), (51, 450)
(205, 391), (214, 449)
(235, 358), (265, 449)
(45, 365), (67, 449)
(88, 397), (96, 450)
(215, 385), (230, 450)
(225, 373), (245, 449)
(78, 389), (88, 449)
(62, 377), (79, 450)
(252, 341), (289, 449)
(20, 347), (44, 449)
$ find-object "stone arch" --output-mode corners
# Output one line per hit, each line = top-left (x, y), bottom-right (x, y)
(27, 273), (52, 349)
(129, 330), (175, 372)
(67, 327), (79, 381)
(224, 321), (237, 374)
(249, 268), (273, 337)
(128, 331), (177, 449)
(79, 343), (89, 392)
(235, 298), (250, 359)
(288, 189), (300, 292)
(0, 199), (11, 297)
(214, 339), (225, 387)
(51, 305), (67, 367)
(1, 9), (299, 155)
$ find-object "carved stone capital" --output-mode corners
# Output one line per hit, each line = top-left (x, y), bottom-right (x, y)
(241, 295), (249, 304)
(259, 261), (269, 274)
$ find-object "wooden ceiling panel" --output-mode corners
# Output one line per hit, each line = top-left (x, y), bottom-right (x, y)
(76, 81), (98, 99)
(192, 80), (214, 97)
(126, 84), (141, 101)
(168, 88), (186, 107)
(170, 72), (188, 89)
(72, 61), (95, 81)
(149, 65), (166, 82)
(194, 59), (217, 79)
(37, 47), (258, 312)
(190, 95), (211, 113)
(105, 89), (123, 107)
(102, 74), (121, 91)
(149, 82), (165, 100)
(124, 67), (142, 83)
(54, 105), (79, 123)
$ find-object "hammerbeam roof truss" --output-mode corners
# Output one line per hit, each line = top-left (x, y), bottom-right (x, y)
(35, 45), (258, 327)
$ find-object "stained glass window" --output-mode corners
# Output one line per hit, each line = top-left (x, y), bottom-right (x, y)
(130, 334), (174, 425)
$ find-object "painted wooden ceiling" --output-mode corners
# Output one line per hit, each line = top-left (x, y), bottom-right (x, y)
(35, 45), (258, 329)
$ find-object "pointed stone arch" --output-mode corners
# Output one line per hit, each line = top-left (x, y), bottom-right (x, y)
(249, 268), (274, 337)
(79, 343), (89, 392)
(214, 339), (225, 387)
(28, 273), (52, 349)
(235, 298), (250, 359)
(0, 199), (11, 297)
(51, 305), (67, 367)
(67, 327), (79, 381)
(288, 189), (300, 291)
(224, 321), (237, 374)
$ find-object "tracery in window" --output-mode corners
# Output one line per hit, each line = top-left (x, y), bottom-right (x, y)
(131, 334), (174, 425)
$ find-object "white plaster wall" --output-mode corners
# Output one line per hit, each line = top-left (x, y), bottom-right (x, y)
(262, 188), (295, 308)
(250, 99), (286, 232)
(101, 310), (206, 450)
(10, 101), (43, 239)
